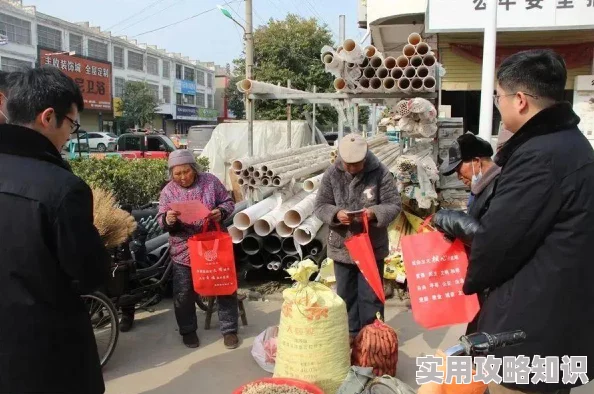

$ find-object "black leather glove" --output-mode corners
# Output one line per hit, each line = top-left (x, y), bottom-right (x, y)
(431, 209), (479, 246)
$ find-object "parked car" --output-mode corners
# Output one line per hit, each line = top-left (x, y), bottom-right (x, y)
(77, 131), (118, 152)
(117, 133), (177, 159)
(187, 125), (216, 156)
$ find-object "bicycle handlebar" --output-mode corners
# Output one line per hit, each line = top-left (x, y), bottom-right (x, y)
(447, 330), (527, 357)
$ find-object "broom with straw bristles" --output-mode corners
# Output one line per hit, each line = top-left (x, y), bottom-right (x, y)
(92, 187), (137, 249)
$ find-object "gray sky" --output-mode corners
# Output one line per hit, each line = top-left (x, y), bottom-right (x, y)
(30, 0), (365, 66)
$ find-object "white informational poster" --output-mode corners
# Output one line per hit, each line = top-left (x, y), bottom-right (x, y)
(427, 0), (594, 32)
(573, 76), (594, 149)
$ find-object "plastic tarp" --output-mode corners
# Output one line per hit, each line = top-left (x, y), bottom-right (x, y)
(200, 121), (313, 189)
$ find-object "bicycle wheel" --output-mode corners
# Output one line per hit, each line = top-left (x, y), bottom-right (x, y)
(81, 291), (119, 368)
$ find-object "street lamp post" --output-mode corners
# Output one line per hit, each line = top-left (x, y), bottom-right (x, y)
(218, 3), (255, 157)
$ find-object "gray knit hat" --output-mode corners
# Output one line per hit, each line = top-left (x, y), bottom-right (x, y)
(168, 149), (195, 169)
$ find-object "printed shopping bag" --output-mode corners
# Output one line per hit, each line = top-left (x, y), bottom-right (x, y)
(400, 218), (479, 329)
(188, 219), (238, 296)
(345, 214), (386, 303)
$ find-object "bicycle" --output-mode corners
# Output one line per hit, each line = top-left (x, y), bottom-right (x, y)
(81, 291), (120, 368)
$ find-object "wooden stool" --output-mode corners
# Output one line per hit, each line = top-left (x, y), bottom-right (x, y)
(204, 293), (249, 330)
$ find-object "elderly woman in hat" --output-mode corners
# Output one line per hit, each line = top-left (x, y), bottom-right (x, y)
(157, 149), (239, 349)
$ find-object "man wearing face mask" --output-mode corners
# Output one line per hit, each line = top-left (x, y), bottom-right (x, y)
(0, 66), (110, 394)
(431, 131), (512, 335)
(314, 133), (400, 344)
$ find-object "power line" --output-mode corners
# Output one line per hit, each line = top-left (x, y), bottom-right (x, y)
(105, 0), (167, 31)
(116, 0), (187, 34)
(130, 0), (242, 38)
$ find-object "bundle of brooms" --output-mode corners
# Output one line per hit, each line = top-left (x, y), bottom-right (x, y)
(92, 187), (137, 249)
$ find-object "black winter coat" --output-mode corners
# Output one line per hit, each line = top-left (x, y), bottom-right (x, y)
(466, 103), (594, 391)
(0, 125), (110, 394)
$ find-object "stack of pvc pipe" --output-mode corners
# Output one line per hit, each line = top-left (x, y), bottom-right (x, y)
(232, 144), (333, 191)
(228, 188), (329, 275)
(322, 33), (437, 93)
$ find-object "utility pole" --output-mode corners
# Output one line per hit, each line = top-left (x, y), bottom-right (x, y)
(478, 0), (497, 142)
(338, 15), (346, 142)
(245, 0), (254, 156)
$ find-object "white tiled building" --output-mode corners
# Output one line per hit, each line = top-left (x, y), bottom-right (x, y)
(0, 0), (218, 134)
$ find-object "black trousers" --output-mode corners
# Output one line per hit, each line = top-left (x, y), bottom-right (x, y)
(334, 260), (385, 336)
(173, 263), (239, 336)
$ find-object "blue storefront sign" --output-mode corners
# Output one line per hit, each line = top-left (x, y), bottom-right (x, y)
(174, 79), (196, 95)
(176, 105), (198, 120)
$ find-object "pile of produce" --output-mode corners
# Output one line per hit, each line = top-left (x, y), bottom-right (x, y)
(351, 315), (399, 377)
(241, 383), (311, 394)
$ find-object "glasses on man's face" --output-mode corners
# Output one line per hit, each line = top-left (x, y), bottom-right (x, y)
(493, 92), (539, 110)
(64, 115), (80, 134)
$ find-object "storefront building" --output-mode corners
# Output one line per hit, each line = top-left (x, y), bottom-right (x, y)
(361, 0), (594, 136)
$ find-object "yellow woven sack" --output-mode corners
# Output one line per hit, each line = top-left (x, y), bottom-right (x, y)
(273, 260), (350, 394)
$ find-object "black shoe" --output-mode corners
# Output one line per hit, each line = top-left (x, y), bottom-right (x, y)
(223, 333), (239, 349)
(182, 332), (200, 348)
(120, 314), (134, 332)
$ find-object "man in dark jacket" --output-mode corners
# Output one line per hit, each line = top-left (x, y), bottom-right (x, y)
(462, 50), (594, 394)
(314, 133), (400, 341)
(432, 132), (500, 335)
(0, 66), (110, 394)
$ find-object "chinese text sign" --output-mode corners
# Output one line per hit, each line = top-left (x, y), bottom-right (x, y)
(39, 48), (113, 111)
(427, 0), (594, 32)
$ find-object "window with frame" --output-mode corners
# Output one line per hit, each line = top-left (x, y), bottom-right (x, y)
(162, 85), (171, 103)
(148, 83), (159, 101)
(175, 64), (182, 79)
(196, 92), (206, 108)
(0, 56), (30, 72)
(184, 67), (195, 82)
(37, 25), (62, 51)
(114, 77), (125, 97)
(113, 46), (124, 68)
(162, 60), (170, 78)
(207, 73), (214, 88)
(0, 13), (31, 45)
(121, 136), (141, 151)
(147, 56), (159, 76)
(87, 39), (108, 61)
(176, 93), (183, 105)
(69, 33), (82, 54)
(184, 94), (195, 105)
(196, 70), (205, 86)
(128, 50), (144, 71)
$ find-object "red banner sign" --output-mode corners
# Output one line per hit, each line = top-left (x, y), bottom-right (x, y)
(450, 43), (594, 69)
(39, 48), (113, 111)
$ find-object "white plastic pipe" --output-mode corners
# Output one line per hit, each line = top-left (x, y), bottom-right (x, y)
(334, 78), (347, 92)
(411, 77), (424, 92)
(275, 220), (293, 237)
(383, 77), (398, 92)
(416, 66), (431, 79)
(228, 226), (248, 244)
(416, 42), (431, 56)
(423, 54), (436, 67)
(342, 39), (365, 64)
(358, 77), (371, 91)
(293, 216), (324, 245)
(391, 68), (404, 80)
(241, 234), (263, 256)
(253, 190), (308, 236)
(237, 79), (304, 95)
(423, 76), (437, 92)
(396, 56), (409, 69)
(408, 32), (422, 46)
(376, 67), (389, 79)
(364, 45), (378, 58)
(370, 77), (383, 91)
(233, 194), (280, 231)
(370, 56), (383, 68)
(275, 161), (329, 188)
(403, 44), (416, 58)
(232, 145), (327, 171)
(363, 67), (376, 79)
(404, 67), (416, 79)
(383, 57), (397, 70)
(398, 78), (412, 93)
(284, 191), (318, 228)
(411, 55), (423, 68)
(303, 174), (324, 192)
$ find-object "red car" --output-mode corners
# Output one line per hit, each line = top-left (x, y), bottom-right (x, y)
(116, 133), (177, 159)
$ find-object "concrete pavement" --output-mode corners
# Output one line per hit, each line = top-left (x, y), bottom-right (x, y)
(104, 299), (591, 394)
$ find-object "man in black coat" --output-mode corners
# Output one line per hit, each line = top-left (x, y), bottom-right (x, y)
(0, 66), (110, 393)
(463, 50), (594, 394)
